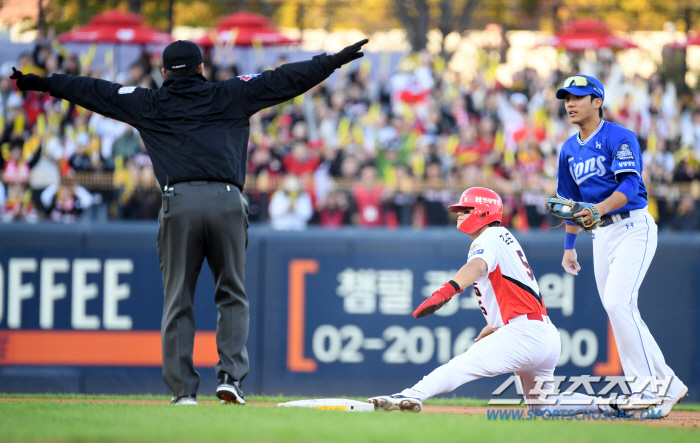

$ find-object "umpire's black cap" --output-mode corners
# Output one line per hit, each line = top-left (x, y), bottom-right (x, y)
(162, 40), (203, 71)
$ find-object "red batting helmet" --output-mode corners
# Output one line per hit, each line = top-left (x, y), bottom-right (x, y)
(448, 187), (503, 234)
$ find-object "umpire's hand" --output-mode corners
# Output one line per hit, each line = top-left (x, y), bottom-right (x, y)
(329, 39), (369, 68)
(10, 67), (50, 92)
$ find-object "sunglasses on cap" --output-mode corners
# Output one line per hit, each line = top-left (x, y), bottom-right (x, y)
(563, 75), (590, 88)
(562, 75), (604, 97)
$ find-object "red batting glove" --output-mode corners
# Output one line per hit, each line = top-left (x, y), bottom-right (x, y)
(413, 281), (463, 318)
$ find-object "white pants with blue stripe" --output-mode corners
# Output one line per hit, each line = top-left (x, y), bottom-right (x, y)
(592, 209), (685, 399)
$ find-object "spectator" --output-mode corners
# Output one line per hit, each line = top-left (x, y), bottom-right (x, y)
(421, 161), (452, 226)
(2, 183), (38, 222)
(680, 110), (700, 158)
(40, 179), (94, 223)
(0, 64), (13, 119)
(317, 188), (351, 228)
(120, 165), (161, 220)
(268, 175), (313, 230)
(385, 164), (415, 226)
(149, 50), (164, 88)
(69, 132), (92, 171)
(112, 125), (142, 162)
(352, 164), (387, 227)
(244, 169), (272, 224)
(282, 141), (321, 176)
(668, 194), (700, 232)
(3, 139), (38, 184)
(2, 29), (700, 230)
(521, 173), (552, 231)
(673, 152), (698, 182)
(89, 113), (127, 169)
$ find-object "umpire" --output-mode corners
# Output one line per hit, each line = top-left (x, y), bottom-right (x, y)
(11, 38), (368, 405)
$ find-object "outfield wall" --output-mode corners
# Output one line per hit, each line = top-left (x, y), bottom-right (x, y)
(0, 224), (697, 401)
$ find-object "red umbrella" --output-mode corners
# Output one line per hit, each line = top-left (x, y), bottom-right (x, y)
(194, 12), (299, 47)
(537, 19), (637, 51)
(57, 10), (172, 45)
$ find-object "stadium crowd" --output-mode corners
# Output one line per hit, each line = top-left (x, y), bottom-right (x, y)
(2, 32), (700, 231)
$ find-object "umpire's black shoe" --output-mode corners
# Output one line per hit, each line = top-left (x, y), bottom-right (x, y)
(217, 374), (245, 405)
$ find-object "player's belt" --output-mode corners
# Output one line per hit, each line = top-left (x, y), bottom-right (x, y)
(599, 211), (630, 227)
(598, 207), (648, 227)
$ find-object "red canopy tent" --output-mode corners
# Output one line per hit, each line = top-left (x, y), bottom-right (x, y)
(194, 12), (299, 47)
(57, 10), (172, 45)
(537, 19), (637, 51)
(670, 33), (700, 49)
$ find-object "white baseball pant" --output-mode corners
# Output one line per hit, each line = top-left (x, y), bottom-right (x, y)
(592, 209), (685, 399)
(401, 315), (599, 411)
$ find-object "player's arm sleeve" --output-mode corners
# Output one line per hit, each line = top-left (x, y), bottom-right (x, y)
(555, 148), (583, 201)
(227, 54), (336, 116)
(47, 74), (146, 127)
(610, 132), (643, 182)
(467, 241), (497, 274)
(615, 172), (640, 203)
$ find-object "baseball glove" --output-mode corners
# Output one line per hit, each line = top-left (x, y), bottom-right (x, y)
(544, 197), (601, 231)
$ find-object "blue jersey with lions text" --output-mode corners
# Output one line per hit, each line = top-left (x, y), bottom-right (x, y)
(556, 120), (647, 213)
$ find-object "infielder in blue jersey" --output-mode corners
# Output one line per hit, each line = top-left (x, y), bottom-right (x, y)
(555, 75), (687, 417)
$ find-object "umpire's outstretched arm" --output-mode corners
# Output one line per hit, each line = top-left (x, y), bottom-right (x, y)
(48, 75), (146, 126)
(235, 39), (368, 116)
(11, 66), (146, 126)
(234, 54), (336, 117)
(10, 39), (369, 124)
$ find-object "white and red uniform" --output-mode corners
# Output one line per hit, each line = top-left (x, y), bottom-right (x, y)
(403, 227), (598, 410)
(468, 227), (545, 328)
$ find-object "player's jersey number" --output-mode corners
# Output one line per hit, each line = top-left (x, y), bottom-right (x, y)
(473, 284), (487, 315)
(517, 250), (535, 281)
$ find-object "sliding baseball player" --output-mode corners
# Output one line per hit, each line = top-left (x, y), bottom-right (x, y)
(368, 187), (607, 413)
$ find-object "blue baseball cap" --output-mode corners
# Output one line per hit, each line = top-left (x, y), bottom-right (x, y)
(555, 74), (605, 102)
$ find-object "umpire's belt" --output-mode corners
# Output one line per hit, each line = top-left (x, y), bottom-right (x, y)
(598, 207), (648, 227)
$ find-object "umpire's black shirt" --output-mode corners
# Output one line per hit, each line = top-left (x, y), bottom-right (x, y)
(46, 54), (337, 191)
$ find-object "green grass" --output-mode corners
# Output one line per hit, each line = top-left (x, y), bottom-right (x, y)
(2, 393), (698, 410)
(0, 393), (487, 406)
(0, 392), (307, 403)
(0, 396), (698, 443)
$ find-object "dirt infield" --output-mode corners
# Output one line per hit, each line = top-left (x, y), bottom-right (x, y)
(1, 397), (698, 427)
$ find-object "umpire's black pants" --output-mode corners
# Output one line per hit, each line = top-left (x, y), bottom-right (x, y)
(157, 181), (249, 397)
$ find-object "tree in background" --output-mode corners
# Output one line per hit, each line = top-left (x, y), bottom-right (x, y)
(44, 0), (172, 32)
(275, 0), (397, 35)
(37, 0), (700, 47)
(394, 0), (480, 56)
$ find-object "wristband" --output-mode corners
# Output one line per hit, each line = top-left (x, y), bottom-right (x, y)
(565, 232), (577, 250)
(447, 280), (460, 291)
